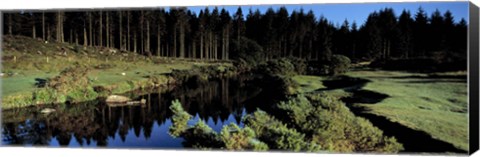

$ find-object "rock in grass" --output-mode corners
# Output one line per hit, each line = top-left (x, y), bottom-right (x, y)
(106, 95), (131, 103)
(41, 108), (56, 114)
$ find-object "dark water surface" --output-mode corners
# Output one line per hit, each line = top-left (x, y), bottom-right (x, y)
(2, 76), (267, 148)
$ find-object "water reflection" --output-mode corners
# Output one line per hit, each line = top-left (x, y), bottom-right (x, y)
(2, 76), (264, 148)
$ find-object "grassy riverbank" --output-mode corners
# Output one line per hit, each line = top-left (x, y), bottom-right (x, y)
(293, 70), (468, 151)
(2, 35), (234, 109)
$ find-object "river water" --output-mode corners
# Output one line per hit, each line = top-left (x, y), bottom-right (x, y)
(2, 76), (268, 148)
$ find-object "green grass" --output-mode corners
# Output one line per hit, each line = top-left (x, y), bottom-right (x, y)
(346, 70), (468, 151)
(292, 70), (468, 151)
(292, 75), (350, 98)
(292, 75), (326, 93)
(1, 35), (232, 109)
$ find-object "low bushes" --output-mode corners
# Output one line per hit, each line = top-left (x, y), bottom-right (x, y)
(329, 55), (351, 75)
(308, 54), (351, 76)
(170, 64), (237, 84)
(275, 93), (403, 153)
(220, 123), (269, 151)
(167, 88), (403, 153)
(243, 110), (322, 152)
(257, 58), (296, 77)
(169, 100), (192, 137)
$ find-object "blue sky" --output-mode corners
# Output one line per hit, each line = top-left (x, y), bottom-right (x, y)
(184, 2), (468, 26)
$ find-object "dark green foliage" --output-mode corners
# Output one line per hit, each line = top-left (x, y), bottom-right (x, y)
(169, 99), (192, 137)
(329, 55), (351, 75)
(231, 36), (264, 66)
(32, 65), (99, 104)
(257, 75), (298, 97)
(171, 65), (237, 84)
(166, 82), (402, 153)
(243, 110), (322, 152)
(182, 120), (224, 149)
(272, 94), (404, 152)
(257, 58), (295, 77)
(302, 94), (403, 152)
(310, 55), (351, 76)
(286, 57), (308, 75)
(276, 94), (313, 128)
(220, 123), (269, 151)
(4, 7), (467, 71)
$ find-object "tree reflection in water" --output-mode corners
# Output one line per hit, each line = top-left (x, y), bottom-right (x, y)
(2, 75), (267, 148)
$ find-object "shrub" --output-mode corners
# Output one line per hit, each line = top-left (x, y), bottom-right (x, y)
(220, 123), (269, 151)
(276, 94), (314, 128)
(169, 99), (192, 137)
(329, 55), (351, 75)
(230, 37), (264, 66)
(257, 75), (298, 97)
(257, 58), (295, 77)
(287, 57), (308, 75)
(243, 110), (322, 152)
(47, 65), (91, 93)
(181, 120), (224, 149)
(306, 93), (403, 152)
(32, 88), (65, 105)
(308, 55), (351, 76)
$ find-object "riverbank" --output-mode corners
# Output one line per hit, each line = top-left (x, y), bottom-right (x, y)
(1, 35), (236, 109)
(293, 70), (468, 152)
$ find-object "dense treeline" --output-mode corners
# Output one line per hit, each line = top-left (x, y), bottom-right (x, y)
(3, 7), (467, 63)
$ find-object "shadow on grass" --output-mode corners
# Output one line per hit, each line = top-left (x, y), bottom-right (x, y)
(34, 78), (48, 88)
(321, 75), (467, 153)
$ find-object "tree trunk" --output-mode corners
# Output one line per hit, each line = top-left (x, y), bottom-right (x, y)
(127, 12), (130, 51)
(32, 23), (36, 39)
(133, 31), (137, 53)
(89, 12), (92, 46)
(179, 25), (185, 58)
(106, 12), (109, 48)
(42, 12), (45, 40)
(56, 11), (61, 42)
(173, 28), (177, 57)
(8, 14), (12, 35)
(214, 35), (218, 60)
(83, 23), (88, 47)
(200, 33), (204, 59)
(157, 25), (161, 56)
(119, 11), (123, 50)
(192, 40), (196, 58)
(47, 24), (50, 41)
(140, 11), (144, 55)
(99, 11), (103, 46)
(226, 28), (229, 60)
(146, 20), (150, 55)
(75, 31), (79, 45)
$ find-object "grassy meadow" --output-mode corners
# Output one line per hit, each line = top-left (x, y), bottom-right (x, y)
(293, 69), (468, 151)
(1, 36), (232, 109)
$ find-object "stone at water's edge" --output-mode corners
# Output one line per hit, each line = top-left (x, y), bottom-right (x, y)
(106, 95), (132, 103)
(40, 108), (56, 114)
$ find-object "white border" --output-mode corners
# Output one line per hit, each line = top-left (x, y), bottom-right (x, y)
(0, 0), (477, 157)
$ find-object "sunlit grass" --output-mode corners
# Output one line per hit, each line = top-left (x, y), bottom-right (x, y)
(292, 75), (326, 93)
(346, 70), (468, 151)
(292, 70), (468, 151)
(1, 36), (232, 109)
